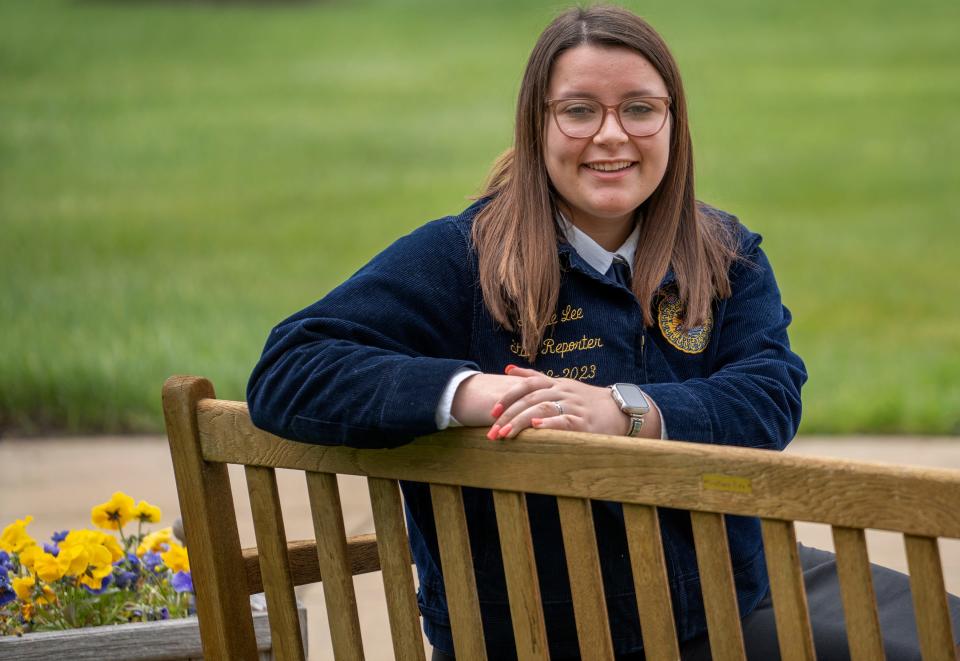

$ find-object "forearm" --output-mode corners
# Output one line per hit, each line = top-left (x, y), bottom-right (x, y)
(641, 366), (803, 449)
(248, 334), (479, 447)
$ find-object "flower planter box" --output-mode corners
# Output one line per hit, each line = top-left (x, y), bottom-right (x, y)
(0, 608), (307, 660)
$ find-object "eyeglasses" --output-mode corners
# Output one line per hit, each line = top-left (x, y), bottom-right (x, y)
(545, 96), (671, 139)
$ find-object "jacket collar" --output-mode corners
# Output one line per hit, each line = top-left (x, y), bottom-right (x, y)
(556, 215), (676, 290)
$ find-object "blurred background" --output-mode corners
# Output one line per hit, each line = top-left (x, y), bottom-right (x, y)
(2, 0), (959, 437)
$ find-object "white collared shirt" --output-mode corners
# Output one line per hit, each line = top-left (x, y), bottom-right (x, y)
(557, 213), (639, 278)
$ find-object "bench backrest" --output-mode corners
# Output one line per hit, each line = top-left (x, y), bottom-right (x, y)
(162, 375), (960, 661)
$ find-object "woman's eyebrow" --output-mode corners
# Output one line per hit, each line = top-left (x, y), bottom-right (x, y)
(554, 88), (662, 99)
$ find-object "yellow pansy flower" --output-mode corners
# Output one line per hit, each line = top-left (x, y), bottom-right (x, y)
(21, 602), (34, 622)
(56, 542), (90, 577)
(34, 551), (66, 583)
(160, 542), (190, 573)
(0, 516), (36, 553)
(137, 527), (172, 556)
(12, 576), (35, 601)
(96, 531), (124, 563)
(18, 544), (42, 571)
(132, 500), (161, 524)
(61, 530), (123, 562)
(38, 584), (57, 605)
(76, 543), (113, 591)
(91, 492), (135, 530)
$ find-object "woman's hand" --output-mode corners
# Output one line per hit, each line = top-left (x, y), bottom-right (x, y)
(487, 365), (661, 440)
(450, 372), (526, 427)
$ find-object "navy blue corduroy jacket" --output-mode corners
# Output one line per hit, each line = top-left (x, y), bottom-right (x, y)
(247, 200), (807, 657)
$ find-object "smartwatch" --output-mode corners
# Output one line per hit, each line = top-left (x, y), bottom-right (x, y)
(610, 383), (651, 437)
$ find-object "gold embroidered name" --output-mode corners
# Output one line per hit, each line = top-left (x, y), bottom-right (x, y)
(510, 335), (604, 358)
(537, 304), (586, 328)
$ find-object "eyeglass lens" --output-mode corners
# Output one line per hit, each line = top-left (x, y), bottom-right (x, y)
(553, 98), (668, 138)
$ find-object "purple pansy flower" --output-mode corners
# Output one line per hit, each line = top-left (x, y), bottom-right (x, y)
(43, 543), (60, 557)
(51, 530), (68, 543)
(171, 571), (193, 594)
(0, 573), (15, 607)
(142, 551), (163, 573)
(160, 607), (170, 620)
(82, 574), (113, 595)
(0, 551), (11, 572)
(115, 569), (139, 589)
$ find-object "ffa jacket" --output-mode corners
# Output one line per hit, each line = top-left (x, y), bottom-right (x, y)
(247, 199), (807, 657)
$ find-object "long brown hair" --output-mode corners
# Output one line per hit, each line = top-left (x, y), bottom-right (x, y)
(472, 5), (737, 361)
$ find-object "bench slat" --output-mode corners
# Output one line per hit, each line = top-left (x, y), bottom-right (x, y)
(197, 402), (960, 539)
(368, 477), (426, 661)
(904, 534), (955, 661)
(493, 490), (550, 661)
(760, 519), (815, 661)
(831, 526), (885, 661)
(691, 511), (746, 661)
(431, 484), (487, 659)
(306, 471), (365, 661)
(623, 504), (680, 661)
(245, 465), (306, 661)
(557, 496), (615, 660)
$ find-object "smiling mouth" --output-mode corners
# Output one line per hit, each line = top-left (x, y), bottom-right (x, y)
(583, 161), (636, 172)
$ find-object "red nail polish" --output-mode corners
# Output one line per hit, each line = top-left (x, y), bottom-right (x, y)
(531, 418), (543, 427)
(505, 364), (517, 374)
(487, 425), (500, 441)
(499, 424), (512, 438)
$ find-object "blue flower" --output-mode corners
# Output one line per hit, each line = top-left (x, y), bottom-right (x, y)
(124, 552), (140, 569)
(51, 530), (68, 543)
(142, 551), (163, 573)
(0, 573), (15, 607)
(160, 607), (170, 620)
(0, 551), (11, 573)
(115, 570), (139, 589)
(171, 571), (193, 594)
(43, 543), (60, 557)
(82, 574), (113, 595)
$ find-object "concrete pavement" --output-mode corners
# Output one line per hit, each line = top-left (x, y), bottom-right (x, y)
(2, 434), (958, 659)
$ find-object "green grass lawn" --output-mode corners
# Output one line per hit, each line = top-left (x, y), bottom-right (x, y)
(2, 0), (958, 435)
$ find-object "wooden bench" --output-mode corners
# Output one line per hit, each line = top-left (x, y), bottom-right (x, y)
(162, 375), (960, 660)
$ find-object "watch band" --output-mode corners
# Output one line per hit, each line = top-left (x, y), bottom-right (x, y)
(625, 413), (644, 437)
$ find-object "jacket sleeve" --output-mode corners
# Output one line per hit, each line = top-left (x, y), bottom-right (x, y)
(246, 217), (480, 448)
(641, 229), (807, 450)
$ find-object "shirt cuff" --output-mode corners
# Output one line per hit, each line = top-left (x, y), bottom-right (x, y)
(435, 369), (482, 429)
(640, 389), (668, 440)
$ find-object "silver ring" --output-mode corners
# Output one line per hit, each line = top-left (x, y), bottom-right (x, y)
(551, 401), (564, 416)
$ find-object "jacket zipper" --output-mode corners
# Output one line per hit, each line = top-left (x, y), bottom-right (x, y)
(641, 331), (648, 383)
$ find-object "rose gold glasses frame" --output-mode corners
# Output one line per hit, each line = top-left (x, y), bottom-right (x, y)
(544, 97), (672, 139)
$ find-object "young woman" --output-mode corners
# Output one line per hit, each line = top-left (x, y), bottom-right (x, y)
(248, 6), (957, 659)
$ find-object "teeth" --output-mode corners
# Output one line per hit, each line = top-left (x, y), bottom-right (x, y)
(585, 161), (633, 172)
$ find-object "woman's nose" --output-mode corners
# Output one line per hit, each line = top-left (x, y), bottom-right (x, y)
(593, 108), (629, 146)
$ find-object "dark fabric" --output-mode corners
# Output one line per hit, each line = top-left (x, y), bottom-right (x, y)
(606, 255), (633, 289)
(680, 544), (960, 660)
(247, 199), (807, 655)
(434, 545), (960, 660)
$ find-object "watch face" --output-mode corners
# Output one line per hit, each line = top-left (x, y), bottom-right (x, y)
(613, 383), (650, 415)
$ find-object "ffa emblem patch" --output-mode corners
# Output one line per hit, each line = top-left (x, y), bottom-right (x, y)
(657, 290), (713, 354)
